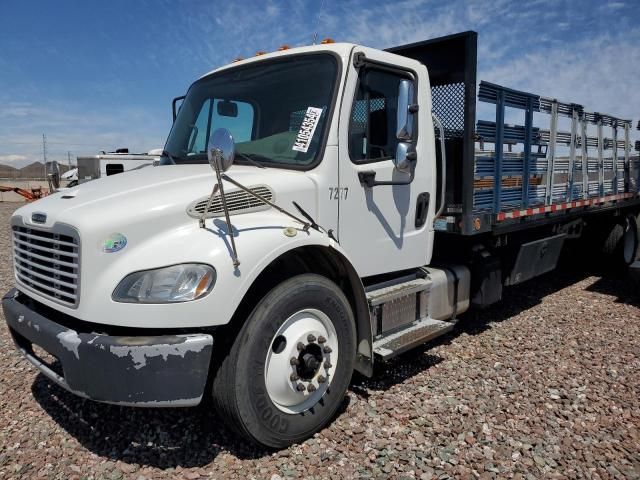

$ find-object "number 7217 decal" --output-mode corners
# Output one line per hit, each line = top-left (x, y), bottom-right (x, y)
(329, 187), (348, 200)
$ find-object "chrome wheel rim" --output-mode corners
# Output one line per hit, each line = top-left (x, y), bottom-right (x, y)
(264, 308), (338, 414)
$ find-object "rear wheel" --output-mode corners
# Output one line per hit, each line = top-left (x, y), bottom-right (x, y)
(602, 214), (638, 267)
(211, 274), (356, 448)
(622, 214), (639, 265)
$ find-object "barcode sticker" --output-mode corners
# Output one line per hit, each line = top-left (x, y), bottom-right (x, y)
(292, 107), (323, 153)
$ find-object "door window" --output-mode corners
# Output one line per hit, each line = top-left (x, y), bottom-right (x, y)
(349, 68), (411, 163)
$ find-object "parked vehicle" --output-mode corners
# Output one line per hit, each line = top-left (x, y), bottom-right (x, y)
(76, 149), (159, 184)
(3, 32), (639, 448)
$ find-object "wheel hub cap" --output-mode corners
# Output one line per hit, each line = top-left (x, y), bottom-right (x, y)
(264, 308), (338, 414)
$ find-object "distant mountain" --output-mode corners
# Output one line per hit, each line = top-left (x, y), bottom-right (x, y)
(0, 164), (18, 178)
(0, 161), (72, 179)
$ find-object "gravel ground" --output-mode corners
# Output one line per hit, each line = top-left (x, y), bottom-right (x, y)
(0, 202), (639, 479)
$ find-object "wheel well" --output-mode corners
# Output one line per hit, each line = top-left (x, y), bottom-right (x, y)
(215, 245), (373, 376)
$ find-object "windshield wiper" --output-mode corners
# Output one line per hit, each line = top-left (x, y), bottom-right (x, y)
(235, 152), (266, 169)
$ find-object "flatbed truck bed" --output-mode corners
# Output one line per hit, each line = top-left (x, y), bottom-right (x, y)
(389, 31), (640, 236)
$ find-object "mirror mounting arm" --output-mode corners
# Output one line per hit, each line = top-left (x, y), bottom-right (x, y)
(212, 150), (241, 268)
(358, 154), (417, 188)
(172, 95), (185, 122)
(221, 174), (312, 232)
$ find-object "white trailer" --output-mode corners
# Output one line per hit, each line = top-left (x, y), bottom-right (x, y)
(76, 151), (159, 184)
(3, 32), (639, 448)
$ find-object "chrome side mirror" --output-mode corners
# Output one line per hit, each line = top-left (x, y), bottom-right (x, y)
(394, 142), (417, 174)
(396, 79), (416, 141)
(45, 161), (61, 190)
(207, 128), (235, 172)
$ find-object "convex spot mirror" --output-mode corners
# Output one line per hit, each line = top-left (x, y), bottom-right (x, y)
(394, 142), (417, 174)
(396, 79), (416, 141)
(207, 128), (235, 172)
(217, 100), (238, 118)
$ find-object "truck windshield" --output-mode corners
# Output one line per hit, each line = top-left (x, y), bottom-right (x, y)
(163, 53), (339, 169)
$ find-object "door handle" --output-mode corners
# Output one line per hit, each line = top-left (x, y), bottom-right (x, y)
(415, 192), (430, 228)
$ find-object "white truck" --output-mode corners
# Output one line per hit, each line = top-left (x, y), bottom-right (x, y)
(4, 32), (640, 448)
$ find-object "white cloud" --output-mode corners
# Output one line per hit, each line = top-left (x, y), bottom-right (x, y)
(0, 99), (167, 168)
(0, 154), (28, 165)
(479, 31), (640, 123)
(1, 0), (638, 170)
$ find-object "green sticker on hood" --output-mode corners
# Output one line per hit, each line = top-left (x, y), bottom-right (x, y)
(102, 233), (127, 253)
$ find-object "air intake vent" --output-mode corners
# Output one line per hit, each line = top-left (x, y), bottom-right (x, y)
(187, 185), (274, 219)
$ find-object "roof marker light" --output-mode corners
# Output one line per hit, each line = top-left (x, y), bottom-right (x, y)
(233, 57), (244, 62)
(320, 38), (335, 44)
(277, 45), (290, 51)
(255, 51), (267, 56)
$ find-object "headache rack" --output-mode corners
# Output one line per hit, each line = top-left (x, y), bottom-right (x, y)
(390, 31), (640, 235)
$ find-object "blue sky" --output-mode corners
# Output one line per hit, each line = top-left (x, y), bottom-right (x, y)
(0, 0), (638, 167)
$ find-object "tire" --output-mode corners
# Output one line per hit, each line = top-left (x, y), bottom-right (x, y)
(602, 214), (638, 268)
(211, 274), (356, 448)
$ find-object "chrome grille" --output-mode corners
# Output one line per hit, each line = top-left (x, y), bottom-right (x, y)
(12, 224), (80, 307)
(187, 185), (274, 219)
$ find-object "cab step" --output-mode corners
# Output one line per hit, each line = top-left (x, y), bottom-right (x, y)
(365, 276), (430, 306)
(372, 317), (455, 360)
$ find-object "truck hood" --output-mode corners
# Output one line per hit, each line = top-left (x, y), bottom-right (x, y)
(10, 163), (330, 325)
(13, 164), (318, 233)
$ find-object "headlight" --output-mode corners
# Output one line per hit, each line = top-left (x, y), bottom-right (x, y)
(113, 264), (216, 303)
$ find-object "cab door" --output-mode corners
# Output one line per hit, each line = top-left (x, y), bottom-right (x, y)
(337, 47), (436, 277)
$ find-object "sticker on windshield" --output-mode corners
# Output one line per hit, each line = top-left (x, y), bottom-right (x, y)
(292, 107), (323, 153)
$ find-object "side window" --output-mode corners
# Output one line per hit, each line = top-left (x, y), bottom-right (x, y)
(187, 100), (254, 154)
(105, 163), (124, 176)
(349, 68), (410, 163)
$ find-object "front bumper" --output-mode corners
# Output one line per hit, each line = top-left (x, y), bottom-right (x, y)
(2, 289), (214, 407)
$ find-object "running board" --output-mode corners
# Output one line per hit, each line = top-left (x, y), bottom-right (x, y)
(372, 318), (455, 360)
(366, 277), (430, 306)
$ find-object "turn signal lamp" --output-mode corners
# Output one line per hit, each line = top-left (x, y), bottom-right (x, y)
(320, 38), (335, 44)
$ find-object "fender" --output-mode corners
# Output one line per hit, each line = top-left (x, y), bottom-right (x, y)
(222, 215), (373, 376)
(322, 242), (374, 377)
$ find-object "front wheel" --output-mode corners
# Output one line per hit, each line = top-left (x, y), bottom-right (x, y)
(211, 274), (356, 448)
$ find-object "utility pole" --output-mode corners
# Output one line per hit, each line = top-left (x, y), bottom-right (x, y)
(42, 134), (47, 180)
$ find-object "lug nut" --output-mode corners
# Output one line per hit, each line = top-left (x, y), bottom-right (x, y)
(296, 383), (306, 392)
(297, 342), (305, 351)
(307, 334), (316, 343)
(324, 361), (332, 369)
(307, 384), (317, 392)
(323, 346), (332, 354)
(290, 373), (299, 381)
(317, 375), (326, 384)
(290, 357), (299, 366)
(317, 335), (327, 344)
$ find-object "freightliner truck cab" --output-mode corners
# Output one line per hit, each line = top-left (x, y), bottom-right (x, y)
(5, 34), (638, 448)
